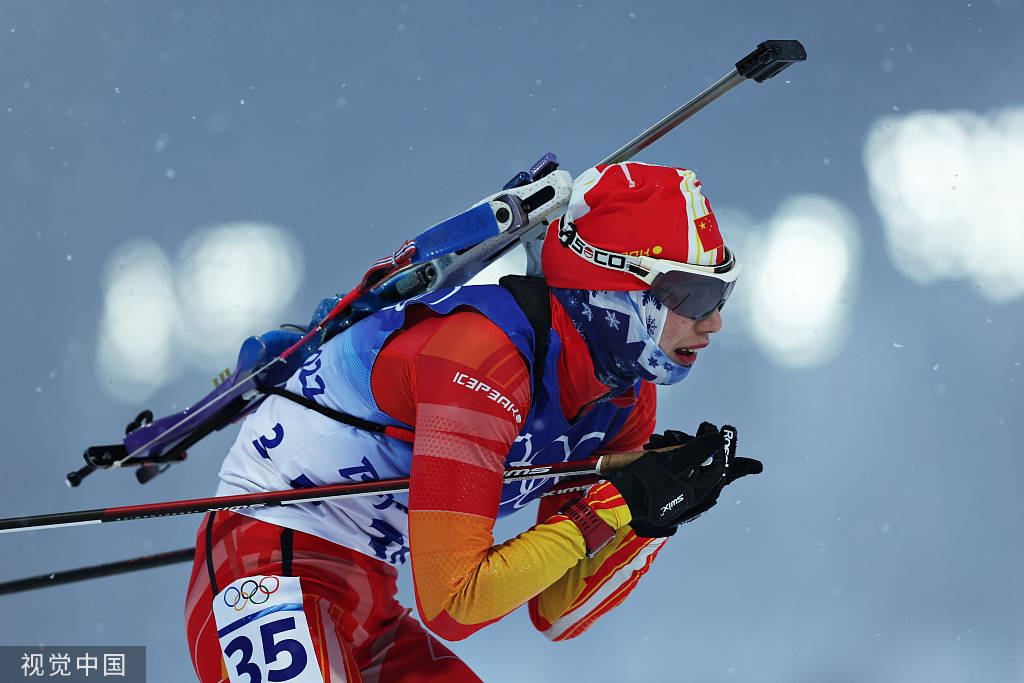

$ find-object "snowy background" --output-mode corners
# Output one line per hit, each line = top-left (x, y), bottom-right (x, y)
(2, 1), (1022, 681)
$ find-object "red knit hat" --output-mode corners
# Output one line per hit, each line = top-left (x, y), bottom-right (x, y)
(542, 162), (727, 290)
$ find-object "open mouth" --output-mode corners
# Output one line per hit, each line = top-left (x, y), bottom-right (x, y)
(675, 348), (699, 365)
(673, 343), (707, 366)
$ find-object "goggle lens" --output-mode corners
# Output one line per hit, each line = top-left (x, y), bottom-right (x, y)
(649, 270), (735, 322)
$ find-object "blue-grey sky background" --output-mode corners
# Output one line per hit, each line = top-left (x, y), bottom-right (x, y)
(2, 1), (1022, 681)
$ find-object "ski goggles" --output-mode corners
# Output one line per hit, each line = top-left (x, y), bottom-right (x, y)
(558, 220), (739, 321)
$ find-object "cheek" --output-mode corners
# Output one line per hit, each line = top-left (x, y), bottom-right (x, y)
(657, 334), (674, 356)
(657, 311), (693, 353)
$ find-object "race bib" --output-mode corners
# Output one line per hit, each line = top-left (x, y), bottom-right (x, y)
(213, 575), (323, 683)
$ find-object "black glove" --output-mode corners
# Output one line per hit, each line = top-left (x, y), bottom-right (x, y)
(608, 423), (762, 538)
(665, 424), (762, 527)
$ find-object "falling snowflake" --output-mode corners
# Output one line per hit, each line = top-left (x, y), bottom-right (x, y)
(581, 303), (593, 321)
(604, 310), (620, 330)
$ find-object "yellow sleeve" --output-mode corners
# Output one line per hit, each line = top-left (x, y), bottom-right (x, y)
(528, 513), (667, 641)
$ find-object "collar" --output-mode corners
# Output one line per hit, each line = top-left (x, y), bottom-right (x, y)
(549, 292), (636, 421)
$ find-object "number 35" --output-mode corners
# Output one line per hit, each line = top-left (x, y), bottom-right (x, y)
(223, 616), (309, 683)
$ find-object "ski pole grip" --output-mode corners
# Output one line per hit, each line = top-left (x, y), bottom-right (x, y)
(735, 40), (807, 82)
(597, 442), (711, 474)
(597, 450), (649, 473)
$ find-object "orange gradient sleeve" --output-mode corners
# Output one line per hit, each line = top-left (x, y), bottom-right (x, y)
(373, 310), (634, 641)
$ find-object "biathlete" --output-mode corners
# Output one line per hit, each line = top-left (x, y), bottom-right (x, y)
(185, 161), (762, 682)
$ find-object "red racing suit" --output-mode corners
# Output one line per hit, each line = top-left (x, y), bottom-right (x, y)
(185, 288), (666, 682)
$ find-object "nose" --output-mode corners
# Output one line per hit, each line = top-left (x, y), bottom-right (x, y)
(697, 308), (723, 334)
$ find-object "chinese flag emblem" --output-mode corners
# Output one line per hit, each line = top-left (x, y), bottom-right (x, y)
(694, 213), (724, 253)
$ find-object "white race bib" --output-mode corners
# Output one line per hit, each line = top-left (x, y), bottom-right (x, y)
(213, 575), (323, 683)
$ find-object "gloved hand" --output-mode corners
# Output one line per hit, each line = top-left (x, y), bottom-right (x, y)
(607, 423), (762, 538)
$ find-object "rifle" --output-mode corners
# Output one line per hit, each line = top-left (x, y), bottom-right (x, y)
(66, 39), (805, 491)
(0, 40), (805, 595)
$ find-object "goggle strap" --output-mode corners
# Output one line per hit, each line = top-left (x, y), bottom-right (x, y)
(557, 219), (656, 284)
(557, 218), (736, 286)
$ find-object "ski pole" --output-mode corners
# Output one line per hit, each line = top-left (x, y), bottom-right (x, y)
(2, 452), (642, 535)
(600, 39), (806, 165)
(0, 470), (614, 595)
(0, 547), (196, 596)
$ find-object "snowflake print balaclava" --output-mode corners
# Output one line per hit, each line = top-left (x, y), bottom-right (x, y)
(551, 287), (690, 392)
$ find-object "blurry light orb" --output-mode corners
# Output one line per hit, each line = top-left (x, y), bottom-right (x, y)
(747, 196), (860, 368)
(96, 223), (306, 403)
(176, 222), (304, 363)
(95, 240), (178, 402)
(864, 107), (1024, 301)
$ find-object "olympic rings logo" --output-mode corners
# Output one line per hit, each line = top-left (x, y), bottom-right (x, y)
(222, 576), (280, 611)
